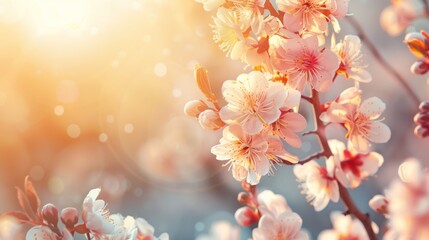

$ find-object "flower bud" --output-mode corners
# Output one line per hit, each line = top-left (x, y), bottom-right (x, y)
(419, 101), (429, 112)
(198, 109), (225, 130)
(237, 192), (251, 205)
(184, 100), (209, 118)
(410, 60), (429, 75)
(414, 112), (429, 124)
(414, 125), (429, 138)
(234, 206), (259, 227)
(61, 207), (79, 229)
(404, 32), (428, 58)
(42, 203), (59, 225)
(369, 195), (389, 215)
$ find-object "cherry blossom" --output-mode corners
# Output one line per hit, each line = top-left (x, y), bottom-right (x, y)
(383, 159), (429, 240)
(294, 161), (339, 211)
(328, 139), (384, 188)
(380, 0), (421, 36)
(318, 211), (369, 240)
(273, 35), (339, 92)
(252, 190), (309, 240)
(322, 88), (391, 153)
(219, 71), (287, 135)
(25, 226), (73, 240)
(331, 35), (372, 83)
(277, 0), (349, 33)
(82, 188), (115, 236)
(211, 125), (297, 184)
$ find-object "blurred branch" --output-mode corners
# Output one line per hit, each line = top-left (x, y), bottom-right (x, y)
(422, 0), (429, 16)
(347, 16), (420, 106)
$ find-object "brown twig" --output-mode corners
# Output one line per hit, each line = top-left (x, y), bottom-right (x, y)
(298, 151), (325, 165)
(347, 16), (420, 106)
(310, 88), (378, 240)
(265, 0), (280, 19)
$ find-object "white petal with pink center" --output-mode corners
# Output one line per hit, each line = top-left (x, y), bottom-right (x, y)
(220, 71), (287, 135)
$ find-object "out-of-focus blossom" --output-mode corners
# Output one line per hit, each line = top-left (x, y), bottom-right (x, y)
(331, 35), (372, 83)
(318, 211), (369, 240)
(25, 226), (73, 240)
(380, 0), (422, 36)
(369, 194), (389, 215)
(277, 0), (349, 33)
(41, 203), (59, 226)
(322, 88), (391, 153)
(82, 188), (115, 236)
(211, 125), (297, 184)
(219, 71), (286, 135)
(328, 139), (384, 188)
(294, 161), (339, 211)
(195, 0), (226, 11)
(273, 35), (339, 92)
(196, 221), (240, 240)
(252, 190), (308, 240)
(198, 109), (225, 130)
(383, 159), (429, 240)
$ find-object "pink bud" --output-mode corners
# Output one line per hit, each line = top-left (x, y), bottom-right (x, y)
(414, 112), (429, 124)
(198, 109), (225, 130)
(42, 203), (59, 225)
(414, 125), (429, 138)
(419, 101), (429, 112)
(410, 60), (429, 75)
(234, 206), (259, 227)
(61, 207), (79, 229)
(369, 195), (389, 215)
(184, 100), (209, 118)
(237, 192), (251, 205)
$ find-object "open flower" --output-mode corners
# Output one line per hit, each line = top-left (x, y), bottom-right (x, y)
(294, 161), (339, 211)
(318, 211), (369, 240)
(384, 159), (429, 240)
(322, 88), (391, 153)
(82, 188), (115, 236)
(211, 125), (296, 184)
(219, 71), (287, 135)
(331, 35), (372, 83)
(273, 35), (339, 92)
(328, 139), (384, 188)
(380, 0), (421, 36)
(277, 0), (349, 33)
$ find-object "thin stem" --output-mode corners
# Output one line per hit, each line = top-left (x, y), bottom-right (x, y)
(298, 151), (325, 165)
(265, 0), (280, 19)
(310, 88), (377, 240)
(86, 233), (91, 240)
(347, 16), (420, 106)
(301, 95), (313, 103)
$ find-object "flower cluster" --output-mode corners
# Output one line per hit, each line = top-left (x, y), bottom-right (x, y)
(3, 177), (168, 240)
(369, 159), (429, 240)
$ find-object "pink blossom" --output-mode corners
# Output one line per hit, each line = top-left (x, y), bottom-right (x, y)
(318, 211), (369, 240)
(328, 139), (384, 188)
(331, 35), (372, 83)
(252, 212), (309, 240)
(257, 190), (292, 217)
(294, 161), (339, 211)
(380, 0), (421, 36)
(384, 159), (429, 240)
(219, 71), (287, 135)
(273, 35), (339, 92)
(322, 88), (391, 153)
(82, 188), (115, 236)
(277, 0), (349, 33)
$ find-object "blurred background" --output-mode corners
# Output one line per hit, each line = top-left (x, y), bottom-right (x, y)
(0, 0), (428, 239)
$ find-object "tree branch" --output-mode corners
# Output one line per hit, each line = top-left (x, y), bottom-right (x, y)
(347, 16), (420, 106)
(265, 0), (280, 19)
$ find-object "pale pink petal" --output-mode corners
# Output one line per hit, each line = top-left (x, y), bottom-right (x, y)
(350, 133), (371, 154)
(365, 121), (391, 143)
(359, 97), (386, 119)
(361, 152), (384, 176)
(243, 116), (263, 135)
(283, 87), (301, 110)
(318, 230), (340, 240)
(349, 69), (372, 83)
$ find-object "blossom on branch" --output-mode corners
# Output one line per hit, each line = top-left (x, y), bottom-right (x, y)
(318, 211), (369, 240)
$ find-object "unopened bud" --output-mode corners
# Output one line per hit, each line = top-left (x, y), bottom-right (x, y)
(414, 112), (429, 124)
(61, 207), (79, 229)
(410, 60), (429, 75)
(419, 101), (429, 112)
(414, 125), (429, 138)
(404, 32), (428, 58)
(42, 203), (59, 225)
(237, 192), (251, 205)
(234, 206), (259, 227)
(198, 109), (225, 130)
(184, 100), (209, 118)
(369, 195), (389, 215)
